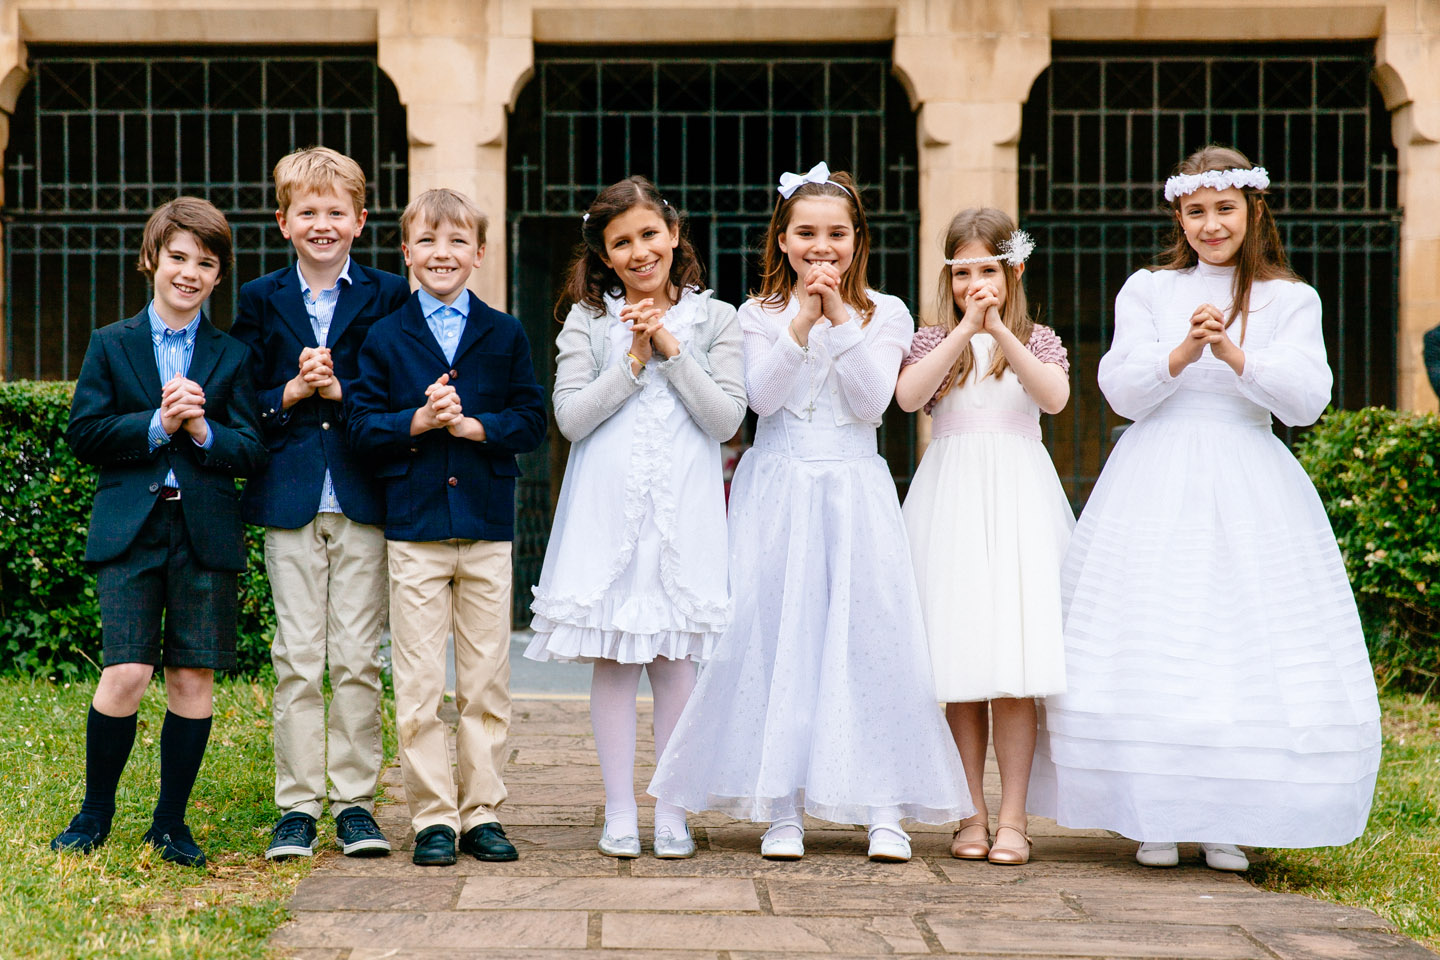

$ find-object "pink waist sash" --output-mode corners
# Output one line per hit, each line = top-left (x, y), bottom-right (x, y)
(930, 409), (1041, 441)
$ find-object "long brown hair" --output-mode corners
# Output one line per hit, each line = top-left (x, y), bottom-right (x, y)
(925, 208), (1032, 399)
(1151, 145), (1299, 345)
(752, 169), (874, 324)
(554, 176), (704, 322)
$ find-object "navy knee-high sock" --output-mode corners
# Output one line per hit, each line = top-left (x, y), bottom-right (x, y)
(151, 711), (212, 830)
(79, 705), (138, 825)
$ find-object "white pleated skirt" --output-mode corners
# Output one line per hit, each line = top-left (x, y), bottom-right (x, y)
(1030, 412), (1381, 848)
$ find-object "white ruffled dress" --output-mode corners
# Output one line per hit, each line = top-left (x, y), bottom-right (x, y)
(1029, 263), (1382, 848)
(526, 291), (729, 663)
(901, 327), (1075, 702)
(649, 292), (974, 826)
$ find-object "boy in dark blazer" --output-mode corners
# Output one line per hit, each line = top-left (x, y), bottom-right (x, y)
(229, 147), (410, 861)
(55, 197), (267, 867)
(348, 188), (546, 867)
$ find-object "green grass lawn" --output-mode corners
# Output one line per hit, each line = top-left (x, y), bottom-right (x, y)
(0, 673), (391, 959)
(1251, 692), (1440, 951)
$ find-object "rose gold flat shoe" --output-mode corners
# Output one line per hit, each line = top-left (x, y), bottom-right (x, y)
(950, 816), (990, 860)
(987, 821), (1031, 865)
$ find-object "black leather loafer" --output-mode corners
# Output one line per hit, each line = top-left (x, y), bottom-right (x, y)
(411, 824), (457, 866)
(459, 822), (518, 862)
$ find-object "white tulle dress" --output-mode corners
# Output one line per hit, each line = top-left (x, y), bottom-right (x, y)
(526, 291), (732, 664)
(648, 292), (974, 826)
(1030, 262), (1382, 848)
(901, 328), (1075, 702)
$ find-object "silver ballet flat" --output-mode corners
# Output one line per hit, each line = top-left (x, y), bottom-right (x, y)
(597, 829), (641, 858)
(652, 826), (696, 859)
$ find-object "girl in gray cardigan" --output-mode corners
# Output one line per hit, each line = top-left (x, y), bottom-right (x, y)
(526, 177), (746, 860)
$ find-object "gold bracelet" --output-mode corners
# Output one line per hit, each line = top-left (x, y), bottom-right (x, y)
(626, 352), (645, 370)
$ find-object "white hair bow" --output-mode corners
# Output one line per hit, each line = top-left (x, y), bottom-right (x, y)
(777, 161), (838, 199)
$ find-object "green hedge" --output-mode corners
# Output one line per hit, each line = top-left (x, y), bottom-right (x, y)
(0, 380), (275, 677)
(1296, 407), (1440, 691)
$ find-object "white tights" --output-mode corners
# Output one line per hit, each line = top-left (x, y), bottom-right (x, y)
(590, 657), (696, 839)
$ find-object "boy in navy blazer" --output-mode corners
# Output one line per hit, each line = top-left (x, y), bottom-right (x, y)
(348, 188), (545, 866)
(229, 147), (411, 861)
(55, 197), (267, 867)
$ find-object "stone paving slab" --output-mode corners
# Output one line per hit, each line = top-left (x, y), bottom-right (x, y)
(273, 697), (1437, 959)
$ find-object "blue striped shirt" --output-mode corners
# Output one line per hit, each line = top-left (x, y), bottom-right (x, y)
(145, 302), (214, 489)
(299, 260), (352, 514)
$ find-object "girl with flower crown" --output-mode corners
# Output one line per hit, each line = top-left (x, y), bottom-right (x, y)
(896, 208), (1074, 867)
(1029, 146), (1381, 872)
(526, 176), (746, 860)
(649, 163), (972, 863)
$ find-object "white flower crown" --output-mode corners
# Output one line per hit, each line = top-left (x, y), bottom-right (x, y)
(1163, 166), (1270, 202)
(944, 229), (1035, 267)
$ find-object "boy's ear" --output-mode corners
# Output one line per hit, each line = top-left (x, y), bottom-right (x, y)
(401, 242), (413, 267)
(275, 209), (290, 238)
(474, 242), (486, 265)
(355, 207), (369, 234)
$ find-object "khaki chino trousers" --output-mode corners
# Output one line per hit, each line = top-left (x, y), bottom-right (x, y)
(387, 538), (513, 834)
(267, 514), (388, 820)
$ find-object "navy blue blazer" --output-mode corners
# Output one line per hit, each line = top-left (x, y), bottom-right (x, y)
(347, 291), (546, 543)
(229, 262), (411, 528)
(1426, 324), (1440, 400)
(67, 310), (268, 571)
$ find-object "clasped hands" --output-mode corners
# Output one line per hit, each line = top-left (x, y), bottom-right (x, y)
(956, 279), (1006, 338)
(789, 262), (850, 347)
(413, 372), (485, 440)
(284, 346), (343, 405)
(1172, 303), (1244, 375)
(159, 374), (209, 444)
(622, 299), (679, 375)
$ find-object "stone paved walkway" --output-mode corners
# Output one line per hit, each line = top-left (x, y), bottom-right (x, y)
(272, 698), (1435, 959)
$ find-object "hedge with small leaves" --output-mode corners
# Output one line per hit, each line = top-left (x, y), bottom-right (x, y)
(1295, 407), (1440, 691)
(0, 380), (275, 677)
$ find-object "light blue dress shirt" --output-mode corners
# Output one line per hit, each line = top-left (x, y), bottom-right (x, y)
(299, 259), (352, 514)
(145, 302), (215, 489)
(418, 288), (469, 365)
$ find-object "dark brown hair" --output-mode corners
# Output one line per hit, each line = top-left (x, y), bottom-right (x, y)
(1151, 144), (1299, 345)
(138, 196), (233, 280)
(925, 208), (1033, 398)
(753, 170), (874, 324)
(555, 176), (703, 322)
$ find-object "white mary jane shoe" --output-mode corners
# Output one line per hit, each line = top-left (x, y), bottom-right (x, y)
(759, 825), (804, 860)
(1200, 842), (1249, 872)
(867, 825), (912, 863)
(1135, 841), (1179, 867)
(652, 826), (696, 860)
(597, 828), (641, 859)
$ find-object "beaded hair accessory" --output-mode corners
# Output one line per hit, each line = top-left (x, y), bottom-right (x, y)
(944, 229), (1035, 267)
(777, 161), (851, 200)
(1163, 166), (1270, 203)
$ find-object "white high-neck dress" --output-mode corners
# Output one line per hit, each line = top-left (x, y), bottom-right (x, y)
(648, 292), (974, 826)
(1029, 262), (1381, 847)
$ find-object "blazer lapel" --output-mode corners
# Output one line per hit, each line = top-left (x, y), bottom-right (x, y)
(120, 311), (164, 402)
(400, 297), (454, 368)
(327, 266), (374, 346)
(268, 267), (319, 349)
(449, 292), (493, 364)
(186, 317), (224, 388)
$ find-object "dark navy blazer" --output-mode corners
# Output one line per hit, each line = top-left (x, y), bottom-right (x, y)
(347, 291), (546, 543)
(1426, 324), (1440, 400)
(229, 262), (411, 528)
(67, 310), (268, 571)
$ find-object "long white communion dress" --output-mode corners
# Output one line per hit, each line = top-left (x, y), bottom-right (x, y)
(901, 327), (1075, 703)
(648, 292), (974, 827)
(527, 289), (740, 664)
(1030, 262), (1382, 847)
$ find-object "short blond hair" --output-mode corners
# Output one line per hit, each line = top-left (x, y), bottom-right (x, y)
(273, 146), (367, 216)
(401, 188), (488, 246)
